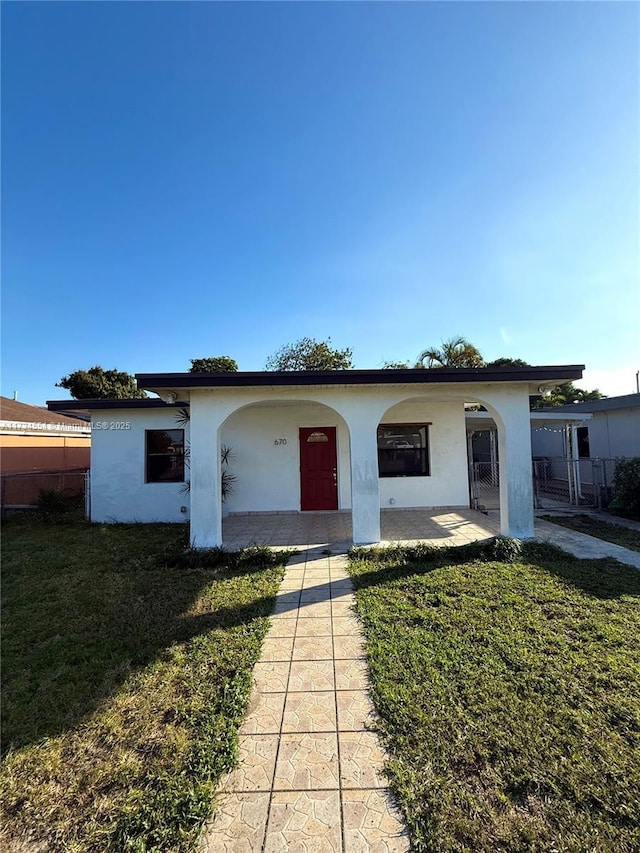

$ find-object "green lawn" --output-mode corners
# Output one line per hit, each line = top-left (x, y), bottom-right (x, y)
(348, 541), (640, 853)
(1, 515), (287, 852)
(540, 513), (640, 552)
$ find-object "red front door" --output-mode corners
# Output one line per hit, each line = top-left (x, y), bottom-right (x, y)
(299, 427), (338, 511)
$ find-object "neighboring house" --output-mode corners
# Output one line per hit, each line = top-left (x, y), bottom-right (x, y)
(1, 395), (91, 509)
(0, 395), (91, 473)
(531, 394), (640, 460)
(48, 364), (584, 546)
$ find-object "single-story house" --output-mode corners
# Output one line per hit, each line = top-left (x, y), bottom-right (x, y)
(531, 394), (640, 461)
(48, 365), (584, 547)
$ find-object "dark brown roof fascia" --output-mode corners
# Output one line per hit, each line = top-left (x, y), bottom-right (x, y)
(47, 399), (188, 412)
(136, 365), (585, 389)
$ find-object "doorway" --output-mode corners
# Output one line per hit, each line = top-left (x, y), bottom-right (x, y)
(299, 427), (338, 510)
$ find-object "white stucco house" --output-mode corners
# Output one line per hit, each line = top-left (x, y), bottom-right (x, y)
(48, 365), (584, 547)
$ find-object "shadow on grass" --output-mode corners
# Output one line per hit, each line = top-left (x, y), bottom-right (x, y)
(1, 517), (286, 755)
(348, 539), (640, 601)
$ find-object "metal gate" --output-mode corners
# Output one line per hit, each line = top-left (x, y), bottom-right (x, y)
(532, 457), (618, 510)
(469, 458), (621, 512)
(469, 461), (500, 511)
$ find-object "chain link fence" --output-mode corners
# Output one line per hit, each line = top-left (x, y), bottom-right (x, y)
(470, 458), (623, 512)
(532, 457), (619, 510)
(0, 468), (89, 514)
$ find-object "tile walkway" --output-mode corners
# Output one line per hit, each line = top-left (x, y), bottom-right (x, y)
(534, 517), (640, 569)
(198, 548), (410, 852)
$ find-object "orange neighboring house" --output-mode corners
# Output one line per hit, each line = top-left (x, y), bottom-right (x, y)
(0, 396), (91, 508)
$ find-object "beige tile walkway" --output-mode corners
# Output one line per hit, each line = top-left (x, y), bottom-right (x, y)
(198, 548), (410, 852)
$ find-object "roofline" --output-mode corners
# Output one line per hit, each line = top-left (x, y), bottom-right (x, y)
(47, 399), (188, 411)
(135, 365), (585, 390)
(0, 419), (92, 434)
(465, 410), (592, 422)
(535, 393), (640, 414)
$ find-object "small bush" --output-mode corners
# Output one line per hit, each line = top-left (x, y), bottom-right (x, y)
(36, 488), (84, 519)
(167, 543), (284, 572)
(486, 535), (523, 562)
(349, 536), (525, 566)
(612, 458), (640, 520)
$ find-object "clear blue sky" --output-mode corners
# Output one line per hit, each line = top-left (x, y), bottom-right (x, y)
(2, 1), (638, 405)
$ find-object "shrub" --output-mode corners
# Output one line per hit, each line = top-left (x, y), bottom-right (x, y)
(166, 543), (285, 572)
(36, 488), (84, 519)
(349, 536), (524, 566)
(612, 458), (640, 520)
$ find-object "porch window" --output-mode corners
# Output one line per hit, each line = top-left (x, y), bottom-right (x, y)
(146, 429), (185, 483)
(377, 424), (430, 477)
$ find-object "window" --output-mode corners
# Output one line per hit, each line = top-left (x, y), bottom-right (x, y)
(146, 429), (185, 483)
(377, 424), (430, 477)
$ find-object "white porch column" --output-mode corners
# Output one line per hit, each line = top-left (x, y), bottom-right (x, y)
(345, 411), (381, 545)
(492, 390), (535, 539)
(190, 393), (224, 548)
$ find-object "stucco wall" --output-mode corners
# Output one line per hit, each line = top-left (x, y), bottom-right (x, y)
(90, 397), (471, 523)
(220, 399), (469, 513)
(221, 403), (351, 514)
(90, 410), (188, 523)
(588, 408), (640, 459)
(377, 400), (469, 508)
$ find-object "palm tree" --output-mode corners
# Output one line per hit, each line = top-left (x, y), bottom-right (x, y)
(416, 336), (485, 368)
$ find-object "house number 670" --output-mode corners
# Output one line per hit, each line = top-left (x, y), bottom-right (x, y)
(274, 438), (287, 446)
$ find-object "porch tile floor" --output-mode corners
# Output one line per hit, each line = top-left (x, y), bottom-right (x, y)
(223, 507), (500, 551)
(198, 549), (410, 852)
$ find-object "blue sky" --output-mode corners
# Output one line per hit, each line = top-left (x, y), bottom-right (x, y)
(2, 1), (638, 405)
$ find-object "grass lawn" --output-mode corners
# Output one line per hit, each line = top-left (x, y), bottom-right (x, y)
(348, 541), (640, 853)
(540, 514), (640, 553)
(1, 514), (287, 852)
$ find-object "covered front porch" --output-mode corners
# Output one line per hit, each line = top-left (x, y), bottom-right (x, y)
(222, 508), (500, 551)
(132, 364), (584, 548)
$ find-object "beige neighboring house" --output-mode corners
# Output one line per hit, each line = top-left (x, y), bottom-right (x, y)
(0, 396), (91, 508)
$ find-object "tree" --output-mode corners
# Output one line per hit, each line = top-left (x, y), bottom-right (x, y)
(531, 382), (605, 408)
(382, 360), (410, 369)
(265, 337), (354, 371)
(190, 356), (238, 372)
(485, 357), (531, 368)
(56, 366), (146, 399)
(416, 336), (485, 368)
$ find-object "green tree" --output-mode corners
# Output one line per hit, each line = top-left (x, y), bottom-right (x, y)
(266, 337), (354, 371)
(56, 366), (146, 399)
(531, 382), (605, 408)
(189, 356), (238, 372)
(416, 336), (485, 368)
(485, 357), (531, 368)
(382, 360), (410, 369)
